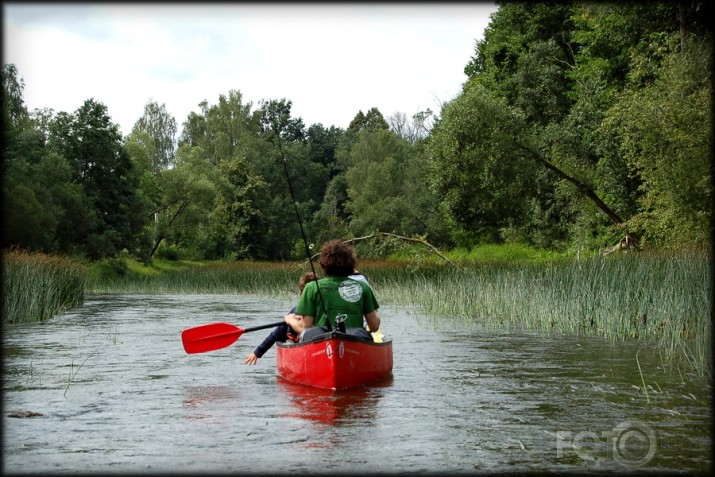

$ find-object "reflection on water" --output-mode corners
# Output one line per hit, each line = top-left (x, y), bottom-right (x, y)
(277, 376), (392, 425)
(1, 294), (711, 474)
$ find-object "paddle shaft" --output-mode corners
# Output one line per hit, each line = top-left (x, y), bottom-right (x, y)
(242, 321), (286, 333)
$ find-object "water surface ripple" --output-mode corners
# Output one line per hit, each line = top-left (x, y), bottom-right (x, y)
(2, 293), (711, 474)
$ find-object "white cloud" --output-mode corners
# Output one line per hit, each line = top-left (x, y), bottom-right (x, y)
(3, 3), (498, 136)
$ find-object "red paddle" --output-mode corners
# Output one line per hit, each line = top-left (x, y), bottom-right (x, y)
(181, 321), (285, 354)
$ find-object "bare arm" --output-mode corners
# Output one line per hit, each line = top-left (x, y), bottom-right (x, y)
(285, 313), (312, 333)
(301, 315), (314, 330)
(365, 310), (380, 332)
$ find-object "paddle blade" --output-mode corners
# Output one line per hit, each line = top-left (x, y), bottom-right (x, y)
(181, 322), (245, 354)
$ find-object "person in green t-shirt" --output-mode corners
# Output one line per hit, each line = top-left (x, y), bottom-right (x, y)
(284, 239), (381, 342)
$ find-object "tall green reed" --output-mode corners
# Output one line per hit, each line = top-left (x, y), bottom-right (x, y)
(380, 251), (711, 376)
(2, 250), (87, 324)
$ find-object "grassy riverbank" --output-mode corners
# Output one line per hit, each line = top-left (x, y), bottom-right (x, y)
(3, 245), (710, 377)
(87, 256), (302, 296)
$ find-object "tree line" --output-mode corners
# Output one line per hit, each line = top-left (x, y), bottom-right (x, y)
(2, 2), (711, 263)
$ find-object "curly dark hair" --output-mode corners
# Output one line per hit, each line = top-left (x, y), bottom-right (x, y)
(318, 240), (356, 277)
(298, 272), (318, 292)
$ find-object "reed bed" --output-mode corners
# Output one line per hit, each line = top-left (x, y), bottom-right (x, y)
(2, 249), (87, 324)
(375, 251), (711, 377)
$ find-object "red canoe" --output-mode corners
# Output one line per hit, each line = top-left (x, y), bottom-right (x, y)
(276, 331), (393, 390)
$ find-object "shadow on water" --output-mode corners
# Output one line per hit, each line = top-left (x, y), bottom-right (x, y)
(1, 294), (711, 474)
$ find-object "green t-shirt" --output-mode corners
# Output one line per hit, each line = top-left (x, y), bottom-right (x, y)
(295, 276), (379, 329)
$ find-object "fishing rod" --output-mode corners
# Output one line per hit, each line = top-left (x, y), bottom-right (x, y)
(271, 120), (331, 331)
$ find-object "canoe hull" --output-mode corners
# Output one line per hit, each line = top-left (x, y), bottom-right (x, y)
(276, 331), (393, 390)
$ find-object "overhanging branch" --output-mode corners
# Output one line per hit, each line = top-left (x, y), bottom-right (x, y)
(302, 232), (455, 267)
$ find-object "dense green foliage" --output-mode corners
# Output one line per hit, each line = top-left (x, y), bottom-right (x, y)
(2, 2), (711, 262)
(452, 1), (711, 251)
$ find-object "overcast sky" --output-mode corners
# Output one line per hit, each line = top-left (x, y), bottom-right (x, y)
(3, 2), (499, 137)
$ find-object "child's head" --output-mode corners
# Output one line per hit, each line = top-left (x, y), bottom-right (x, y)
(298, 272), (318, 294)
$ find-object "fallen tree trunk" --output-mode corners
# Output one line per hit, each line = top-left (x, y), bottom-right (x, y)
(515, 140), (641, 253)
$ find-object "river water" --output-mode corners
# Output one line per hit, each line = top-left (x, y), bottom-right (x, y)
(2, 293), (711, 474)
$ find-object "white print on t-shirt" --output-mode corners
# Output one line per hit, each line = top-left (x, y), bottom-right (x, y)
(338, 280), (363, 303)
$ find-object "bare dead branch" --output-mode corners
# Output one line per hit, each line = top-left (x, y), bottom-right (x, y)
(302, 232), (455, 267)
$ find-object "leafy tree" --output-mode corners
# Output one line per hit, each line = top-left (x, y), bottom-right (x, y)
(570, 3), (683, 89)
(150, 143), (217, 260)
(1, 64), (29, 130)
(309, 173), (351, 247)
(47, 99), (143, 259)
(512, 39), (572, 125)
(257, 99), (338, 258)
(163, 90), (263, 259)
(2, 65), (87, 255)
(259, 98), (306, 142)
(167, 94), (320, 260)
(307, 110), (370, 245)
(403, 142), (455, 248)
(603, 37), (712, 246)
(1, 64), (33, 177)
(347, 107), (390, 134)
(429, 80), (629, 247)
(179, 106), (208, 148)
(345, 129), (411, 236)
(208, 155), (270, 260)
(346, 127), (450, 248)
(2, 152), (79, 252)
(131, 100), (177, 174)
(305, 123), (343, 176)
(124, 130), (163, 262)
(456, 3), (591, 247)
(428, 83), (539, 244)
(564, 2), (709, 248)
(178, 90), (260, 164)
(464, 2), (575, 104)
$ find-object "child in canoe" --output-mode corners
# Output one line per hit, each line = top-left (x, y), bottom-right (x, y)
(242, 271), (318, 365)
